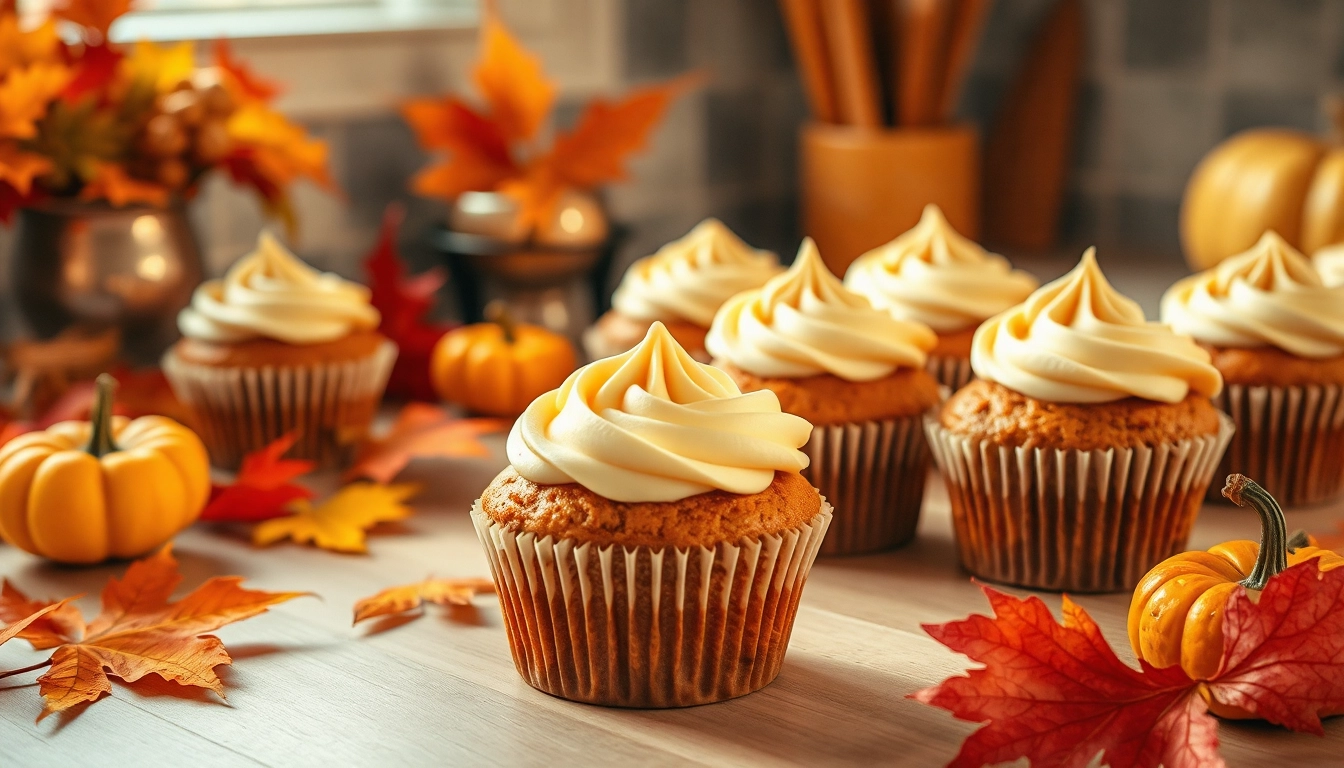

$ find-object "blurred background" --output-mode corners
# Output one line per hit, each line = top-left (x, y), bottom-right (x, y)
(2, 0), (1341, 326)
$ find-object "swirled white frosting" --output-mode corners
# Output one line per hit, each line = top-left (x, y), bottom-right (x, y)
(973, 248), (1222, 403)
(1315, 243), (1344, 288)
(844, 204), (1039, 332)
(178, 232), (380, 344)
(705, 238), (936, 382)
(507, 322), (812, 502)
(611, 219), (783, 327)
(1162, 231), (1344, 359)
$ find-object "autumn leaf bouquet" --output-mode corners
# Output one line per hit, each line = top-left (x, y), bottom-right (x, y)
(0, 0), (330, 223)
(403, 11), (697, 236)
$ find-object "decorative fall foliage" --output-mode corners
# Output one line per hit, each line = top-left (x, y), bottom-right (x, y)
(914, 561), (1344, 768)
(364, 204), (456, 401)
(252, 482), (419, 554)
(345, 402), (506, 484)
(0, 545), (306, 722)
(403, 12), (698, 232)
(352, 577), (496, 626)
(199, 432), (316, 524)
(0, 0), (330, 222)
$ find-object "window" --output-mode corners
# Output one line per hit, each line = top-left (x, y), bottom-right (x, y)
(20, 0), (476, 40)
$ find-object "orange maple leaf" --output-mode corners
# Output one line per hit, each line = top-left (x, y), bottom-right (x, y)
(79, 162), (169, 207)
(0, 545), (307, 721)
(227, 104), (332, 189)
(502, 72), (701, 230)
(0, 62), (72, 139)
(352, 577), (495, 626)
(213, 39), (280, 103)
(0, 142), (51, 194)
(403, 96), (517, 200)
(345, 403), (507, 484)
(53, 0), (132, 38)
(0, 17), (62, 74)
(0, 580), (85, 651)
(473, 14), (553, 143)
(200, 432), (316, 524)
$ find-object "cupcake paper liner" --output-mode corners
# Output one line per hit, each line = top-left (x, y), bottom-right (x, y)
(927, 354), (974, 393)
(802, 414), (930, 556)
(924, 413), (1234, 593)
(471, 500), (832, 708)
(1213, 383), (1344, 506)
(162, 340), (397, 470)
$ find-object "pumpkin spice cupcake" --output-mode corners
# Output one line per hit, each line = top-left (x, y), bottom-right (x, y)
(844, 204), (1038, 390)
(584, 219), (782, 362)
(926, 248), (1232, 592)
(475, 322), (830, 707)
(163, 232), (396, 469)
(1163, 231), (1344, 505)
(707, 238), (940, 555)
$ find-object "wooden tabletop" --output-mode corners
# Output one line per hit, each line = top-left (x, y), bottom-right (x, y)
(2, 433), (1343, 766)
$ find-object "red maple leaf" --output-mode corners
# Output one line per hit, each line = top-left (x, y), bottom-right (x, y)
(363, 203), (455, 401)
(916, 560), (1344, 767)
(61, 42), (123, 102)
(912, 584), (1220, 768)
(199, 432), (315, 523)
(213, 39), (280, 102)
(1201, 560), (1344, 730)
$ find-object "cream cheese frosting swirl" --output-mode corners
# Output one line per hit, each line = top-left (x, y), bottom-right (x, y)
(1315, 243), (1344, 288)
(973, 248), (1222, 403)
(844, 204), (1039, 332)
(1162, 231), (1344, 359)
(178, 232), (381, 345)
(611, 219), (783, 327)
(705, 238), (936, 381)
(507, 322), (812, 502)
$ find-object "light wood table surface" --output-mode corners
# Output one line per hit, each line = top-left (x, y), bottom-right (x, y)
(3, 433), (1343, 767)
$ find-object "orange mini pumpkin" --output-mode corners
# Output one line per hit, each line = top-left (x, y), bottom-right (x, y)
(431, 303), (576, 418)
(1128, 474), (1344, 717)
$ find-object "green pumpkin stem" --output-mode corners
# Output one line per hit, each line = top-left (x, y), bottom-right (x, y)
(485, 300), (516, 345)
(85, 373), (120, 458)
(1222, 474), (1288, 591)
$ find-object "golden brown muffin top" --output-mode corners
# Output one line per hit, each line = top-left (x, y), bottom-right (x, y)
(716, 360), (940, 426)
(479, 467), (823, 549)
(939, 379), (1223, 451)
(171, 330), (388, 367)
(1207, 344), (1344, 388)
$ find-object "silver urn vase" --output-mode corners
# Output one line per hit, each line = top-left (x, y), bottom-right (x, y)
(11, 200), (203, 363)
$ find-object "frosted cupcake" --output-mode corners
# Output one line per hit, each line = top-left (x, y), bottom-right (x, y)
(707, 238), (939, 555)
(926, 249), (1233, 592)
(1164, 231), (1344, 505)
(584, 219), (782, 361)
(163, 232), (396, 469)
(844, 204), (1038, 390)
(474, 322), (830, 707)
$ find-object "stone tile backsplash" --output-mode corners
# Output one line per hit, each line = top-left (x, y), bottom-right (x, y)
(7, 0), (1340, 328)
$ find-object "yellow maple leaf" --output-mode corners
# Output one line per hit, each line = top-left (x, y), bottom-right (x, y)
(352, 577), (495, 626)
(79, 162), (169, 207)
(0, 142), (51, 194)
(0, 62), (72, 139)
(0, 18), (62, 75)
(228, 104), (332, 188)
(252, 483), (418, 554)
(119, 40), (195, 93)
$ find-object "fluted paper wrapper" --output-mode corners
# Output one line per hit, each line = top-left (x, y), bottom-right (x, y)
(1212, 383), (1344, 506)
(471, 501), (832, 708)
(927, 354), (974, 392)
(803, 414), (930, 555)
(162, 340), (397, 470)
(924, 413), (1234, 593)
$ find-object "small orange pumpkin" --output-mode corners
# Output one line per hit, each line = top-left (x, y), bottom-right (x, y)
(1128, 474), (1344, 718)
(430, 303), (576, 418)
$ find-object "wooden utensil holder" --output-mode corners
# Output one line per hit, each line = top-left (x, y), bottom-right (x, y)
(802, 123), (980, 276)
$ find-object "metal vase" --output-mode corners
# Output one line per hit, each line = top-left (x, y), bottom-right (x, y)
(12, 200), (202, 363)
